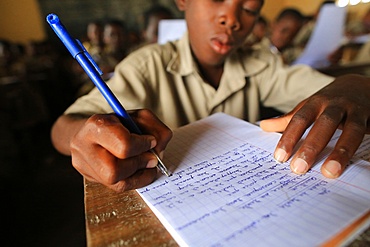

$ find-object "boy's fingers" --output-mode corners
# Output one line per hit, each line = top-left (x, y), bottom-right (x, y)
(260, 114), (291, 133)
(260, 100), (307, 133)
(273, 103), (319, 163)
(73, 146), (158, 190)
(108, 168), (158, 192)
(91, 149), (157, 185)
(130, 109), (173, 151)
(88, 114), (157, 158)
(321, 118), (367, 178)
(289, 106), (343, 175)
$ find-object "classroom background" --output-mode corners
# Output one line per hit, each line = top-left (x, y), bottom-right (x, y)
(1, 0), (370, 246)
(1, 0), (369, 45)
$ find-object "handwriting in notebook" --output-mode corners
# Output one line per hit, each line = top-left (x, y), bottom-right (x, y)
(138, 113), (370, 247)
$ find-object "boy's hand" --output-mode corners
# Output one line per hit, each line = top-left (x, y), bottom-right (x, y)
(260, 74), (370, 178)
(70, 109), (172, 192)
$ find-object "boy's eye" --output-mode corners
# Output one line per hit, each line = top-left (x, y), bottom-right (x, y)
(242, 1), (261, 16)
(243, 8), (259, 16)
(211, 0), (261, 15)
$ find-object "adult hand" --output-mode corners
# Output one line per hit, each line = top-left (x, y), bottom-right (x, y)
(260, 74), (370, 178)
(70, 109), (172, 192)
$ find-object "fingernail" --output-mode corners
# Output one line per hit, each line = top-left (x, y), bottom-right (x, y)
(291, 158), (308, 174)
(274, 148), (287, 163)
(323, 160), (341, 178)
(149, 137), (157, 149)
(146, 158), (158, 168)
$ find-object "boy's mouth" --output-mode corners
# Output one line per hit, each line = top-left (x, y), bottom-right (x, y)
(210, 34), (234, 55)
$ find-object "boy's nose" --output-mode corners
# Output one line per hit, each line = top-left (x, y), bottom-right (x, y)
(219, 15), (241, 31)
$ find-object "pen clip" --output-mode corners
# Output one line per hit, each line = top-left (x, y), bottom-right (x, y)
(76, 39), (103, 76)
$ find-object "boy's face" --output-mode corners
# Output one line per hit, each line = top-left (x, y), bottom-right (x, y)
(87, 23), (103, 44)
(144, 14), (173, 44)
(104, 24), (125, 49)
(253, 22), (267, 41)
(177, 0), (263, 67)
(270, 17), (302, 51)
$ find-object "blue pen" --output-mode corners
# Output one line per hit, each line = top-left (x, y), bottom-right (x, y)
(46, 13), (171, 177)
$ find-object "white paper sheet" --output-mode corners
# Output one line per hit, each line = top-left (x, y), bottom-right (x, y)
(138, 113), (370, 247)
(292, 5), (347, 68)
(158, 19), (187, 44)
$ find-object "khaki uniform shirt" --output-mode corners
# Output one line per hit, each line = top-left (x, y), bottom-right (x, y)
(65, 33), (333, 129)
(253, 37), (303, 65)
(354, 40), (370, 63)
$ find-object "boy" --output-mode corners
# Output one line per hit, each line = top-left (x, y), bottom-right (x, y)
(129, 5), (175, 53)
(141, 4), (174, 44)
(267, 8), (304, 64)
(244, 15), (268, 47)
(248, 8), (305, 65)
(51, 0), (370, 192)
(98, 20), (128, 74)
(82, 21), (104, 58)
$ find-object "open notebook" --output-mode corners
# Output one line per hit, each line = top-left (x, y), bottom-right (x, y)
(137, 113), (370, 247)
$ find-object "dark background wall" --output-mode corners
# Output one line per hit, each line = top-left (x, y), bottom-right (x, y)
(38, 0), (183, 44)
(1, 2), (183, 246)
(2, 0), (368, 46)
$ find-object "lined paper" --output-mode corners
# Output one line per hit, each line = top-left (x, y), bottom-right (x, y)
(137, 113), (370, 247)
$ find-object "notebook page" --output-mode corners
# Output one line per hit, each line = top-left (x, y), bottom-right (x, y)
(137, 113), (370, 247)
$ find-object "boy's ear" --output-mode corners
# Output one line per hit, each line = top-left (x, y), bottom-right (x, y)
(175, 0), (186, 11)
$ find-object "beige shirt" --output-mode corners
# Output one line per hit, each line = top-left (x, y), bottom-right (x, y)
(252, 37), (303, 65)
(65, 33), (333, 129)
(354, 40), (370, 63)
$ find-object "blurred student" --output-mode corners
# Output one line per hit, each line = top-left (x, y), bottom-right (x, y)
(51, 0), (370, 192)
(142, 4), (174, 44)
(0, 40), (25, 78)
(244, 15), (269, 47)
(129, 4), (175, 53)
(269, 8), (304, 64)
(82, 21), (104, 58)
(74, 21), (104, 97)
(271, 4), (342, 66)
(353, 39), (370, 64)
(293, 0), (335, 48)
(251, 8), (304, 64)
(346, 7), (370, 39)
(99, 20), (128, 75)
(77, 20), (128, 96)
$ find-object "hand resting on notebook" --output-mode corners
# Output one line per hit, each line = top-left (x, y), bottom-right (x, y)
(260, 74), (370, 179)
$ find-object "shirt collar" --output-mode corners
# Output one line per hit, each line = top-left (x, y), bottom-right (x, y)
(167, 32), (194, 75)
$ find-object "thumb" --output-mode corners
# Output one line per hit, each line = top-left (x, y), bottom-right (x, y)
(260, 114), (292, 132)
(260, 100), (307, 132)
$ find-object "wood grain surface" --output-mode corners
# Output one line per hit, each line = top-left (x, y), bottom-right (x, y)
(85, 179), (370, 247)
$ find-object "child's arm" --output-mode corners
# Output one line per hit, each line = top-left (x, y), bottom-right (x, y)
(51, 109), (173, 191)
(260, 74), (370, 179)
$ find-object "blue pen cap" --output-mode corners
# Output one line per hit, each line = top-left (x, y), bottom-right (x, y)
(46, 13), (82, 58)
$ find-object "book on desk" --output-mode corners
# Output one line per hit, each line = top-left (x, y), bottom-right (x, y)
(137, 113), (370, 247)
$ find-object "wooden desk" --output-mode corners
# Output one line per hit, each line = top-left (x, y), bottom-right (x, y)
(318, 61), (370, 77)
(85, 178), (370, 247)
(84, 180), (178, 247)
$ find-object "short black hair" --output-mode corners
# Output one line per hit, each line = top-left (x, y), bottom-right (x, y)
(256, 15), (268, 26)
(104, 19), (126, 32)
(143, 5), (174, 29)
(275, 8), (304, 23)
